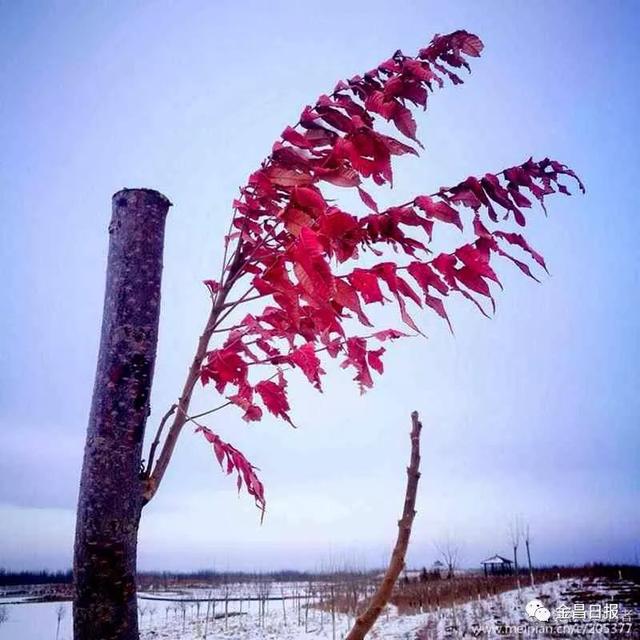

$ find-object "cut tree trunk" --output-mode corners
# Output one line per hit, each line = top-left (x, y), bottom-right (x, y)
(73, 188), (171, 640)
(345, 411), (423, 640)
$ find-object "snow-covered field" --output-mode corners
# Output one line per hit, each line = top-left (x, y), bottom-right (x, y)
(136, 578), (640, 639)
(0, 577), (637, 639)
(0, 599), (73, 640)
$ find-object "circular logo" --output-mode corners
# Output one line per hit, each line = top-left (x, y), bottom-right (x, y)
(526, 598), (550, 622)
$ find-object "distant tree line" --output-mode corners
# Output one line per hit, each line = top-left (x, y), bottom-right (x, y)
(0, 569), (73, 586)
(0, 567), (378, 587)
(1, 563), (635, 588)
(137, 568), (378, 588)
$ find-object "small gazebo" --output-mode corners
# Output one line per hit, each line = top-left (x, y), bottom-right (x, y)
(481, 554), (513, 577)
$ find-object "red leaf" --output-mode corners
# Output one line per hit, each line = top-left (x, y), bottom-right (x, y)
(281, 206), (314, 235)
(367, 347), (385, 374)
(243, 405), (263, 422)
(373, 329), (409, 341)
(494, 231), (547, 271)
(289, 343), (325, 390)
(331, 278), (370, 326)
(291, 227), (335, 303)
(424, 293), (453, 332)
(200, 348), (248, 394)
(196, 426), (265, 517)
(203, 279), (221, 295)
(263, 166), (314, 187)
(315, 164), (361, 187)
(459, 32), (484, 57)
(415, 195), (463, 230)
(455, 244), (501, 286)
(291, 185), (327, 212)
(380, 134), (419, 157)
(456, 265), (492, 298)
(212, 440), (225, 466)
(358, 187), (379, 212)
(340, 337), (374, 392)
(228, 387), (263, 423)
(348, 268), (384, 304)
(407, 261), (449, 296)
(481, 173), (526, 226)
(316, 105), (355, 133)
(281, 126), (315, 149)
(495, 246), (540, 282)
(255, 379), (294, 425)
(374, 263), (423, 334)
(447, 176), (489, 215)
(391, 102), (420, 143)
(406, 262), (453, 330)
(319, 209), (362, 262)
(432, 252), (491, 317)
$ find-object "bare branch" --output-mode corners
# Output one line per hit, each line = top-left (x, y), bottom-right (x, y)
(219, 292), (267, 309)
(186, 401), (233, 423)
(508, 515), (523, 590)
(345, 411), (423, 640)
(145, 403), (177, 478)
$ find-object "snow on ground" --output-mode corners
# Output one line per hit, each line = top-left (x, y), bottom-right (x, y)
(0, 600), (73, 640)
(137, 578), (640, 639)
(0, 577), (637, 640)
(0, 595), (41, 604)
(136, 578), (638, 639)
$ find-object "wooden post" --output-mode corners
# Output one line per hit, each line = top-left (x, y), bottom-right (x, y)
(73, 189), (171, 640)
(204, 595), (211, 639)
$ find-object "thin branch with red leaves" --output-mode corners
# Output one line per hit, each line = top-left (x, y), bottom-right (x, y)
(142, 29), (583, 513)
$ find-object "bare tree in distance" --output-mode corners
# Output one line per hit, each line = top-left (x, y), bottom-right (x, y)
(524, 522), (535, 587)
(508, 516), (522, 591)
(0, 605), (8, 626)
(435, 535), (461, 579)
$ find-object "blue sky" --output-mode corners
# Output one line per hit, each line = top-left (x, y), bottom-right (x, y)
(1, 0), (638, 572)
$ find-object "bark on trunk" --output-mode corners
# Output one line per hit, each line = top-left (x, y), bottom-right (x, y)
(345, 411), (423, 640)
(73, 188), (171, 640)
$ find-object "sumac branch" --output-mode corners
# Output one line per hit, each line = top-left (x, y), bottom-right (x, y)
(143, 30), (583, 512)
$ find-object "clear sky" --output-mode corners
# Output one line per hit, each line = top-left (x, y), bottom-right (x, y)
(1, 0), (638, 573)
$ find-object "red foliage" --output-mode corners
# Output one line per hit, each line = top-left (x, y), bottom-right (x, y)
(196, 30), (584, 511)
(196, 425), (266, 518)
